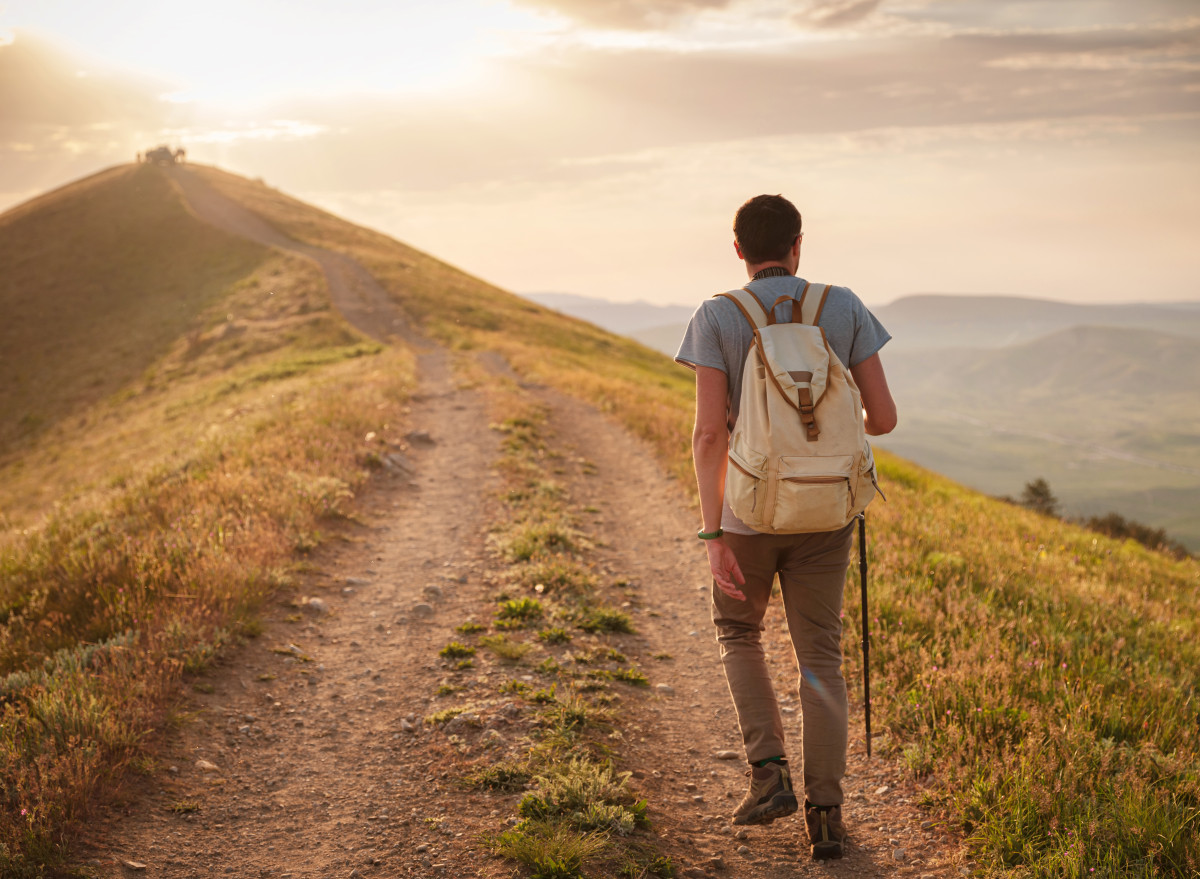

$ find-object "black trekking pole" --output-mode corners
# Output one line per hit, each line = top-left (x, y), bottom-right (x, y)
(858, 513), (872, 758)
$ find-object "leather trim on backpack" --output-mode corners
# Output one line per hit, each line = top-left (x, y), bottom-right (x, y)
(717, 291), (767, 331)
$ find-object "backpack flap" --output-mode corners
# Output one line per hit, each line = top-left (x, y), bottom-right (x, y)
(756, 325), (830, 441)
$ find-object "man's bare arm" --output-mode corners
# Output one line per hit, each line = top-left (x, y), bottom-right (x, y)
(693, 366), (746, 599)
(850, 353), (897, 436)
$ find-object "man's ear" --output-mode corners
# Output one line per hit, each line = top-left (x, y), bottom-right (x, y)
(734, 239), (744, 260)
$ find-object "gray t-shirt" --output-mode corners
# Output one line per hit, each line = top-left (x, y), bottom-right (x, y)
(674, 274), (891, 533)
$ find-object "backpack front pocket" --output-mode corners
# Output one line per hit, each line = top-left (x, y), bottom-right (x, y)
(770, 455), (854, 532)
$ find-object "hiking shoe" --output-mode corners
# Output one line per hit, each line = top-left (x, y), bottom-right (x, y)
(805, 801), (846, 860)
(731, 762), (798, 826)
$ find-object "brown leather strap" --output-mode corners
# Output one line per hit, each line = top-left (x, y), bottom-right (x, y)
(767, 295), (794, 326)
(797, 386), (820, 441)
(799, 283), (830, 325)
(716, 291), (762, 333)
(735, 288), (770, 324)
(811, 284), (831, 324)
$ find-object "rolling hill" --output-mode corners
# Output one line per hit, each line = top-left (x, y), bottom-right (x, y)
(0, 165), (1196, 876)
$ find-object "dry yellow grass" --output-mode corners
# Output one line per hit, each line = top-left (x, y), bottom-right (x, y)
(0, 166), (414, 872)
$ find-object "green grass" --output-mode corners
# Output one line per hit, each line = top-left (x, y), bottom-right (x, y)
(574, 607), (635, 635)
(840, 454), (1200, 875)
(439, 642), (477, 660)
(480, 634), (533, 663)
(496, 597), (546, 626)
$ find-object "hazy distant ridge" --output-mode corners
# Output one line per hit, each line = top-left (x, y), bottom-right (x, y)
(524, 292), (695, 335)
(874, 294), (1200, 351)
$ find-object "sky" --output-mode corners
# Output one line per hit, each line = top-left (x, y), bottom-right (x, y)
(1, 0), (1198, 307)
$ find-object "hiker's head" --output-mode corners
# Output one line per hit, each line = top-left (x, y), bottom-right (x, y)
(733, 195), (802, 266)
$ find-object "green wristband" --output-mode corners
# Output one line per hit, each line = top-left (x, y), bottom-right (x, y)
(697, 528), (724, 540)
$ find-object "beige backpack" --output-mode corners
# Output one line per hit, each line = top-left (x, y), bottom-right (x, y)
(718, 283), (879, 534)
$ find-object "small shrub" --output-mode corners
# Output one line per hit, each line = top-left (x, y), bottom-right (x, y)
(497, 597), (546, 624)
(518, 758), (647, 834)
(455, 621), (488, 635)
(575, 607), (634, 634)
(439, 641), (476, 660)
(611, 667), (649, 687)
(531, 684), (558, 704)
(486, 821), (607, 879)
(538, 627), (572, 645)
(425, 707), (466, 725)
(481, 634), (533, 663)
(469, 761), (533, 792)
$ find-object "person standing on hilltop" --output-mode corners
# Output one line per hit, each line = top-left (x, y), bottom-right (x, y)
(674, 194), (897, 860)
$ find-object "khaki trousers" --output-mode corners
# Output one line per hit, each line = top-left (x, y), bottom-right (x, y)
(711, 524), (855, 807)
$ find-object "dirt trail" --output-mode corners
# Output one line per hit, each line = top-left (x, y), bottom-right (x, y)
(77, 177), (964, 877)
(169, 167), (420, 346)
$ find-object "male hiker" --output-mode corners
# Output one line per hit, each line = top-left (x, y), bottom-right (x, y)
(674, 194), (897, 860)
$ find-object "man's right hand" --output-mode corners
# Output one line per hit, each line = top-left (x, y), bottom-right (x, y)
(706, 538), (747, 601)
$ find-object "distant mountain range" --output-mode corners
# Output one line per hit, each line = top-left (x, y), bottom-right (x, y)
(873, 295), (1200, 351)
(521, 290), (1200, 551)
(524, 293), (696, 337)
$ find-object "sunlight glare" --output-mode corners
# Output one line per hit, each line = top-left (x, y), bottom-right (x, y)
(2, 0), (551, 103)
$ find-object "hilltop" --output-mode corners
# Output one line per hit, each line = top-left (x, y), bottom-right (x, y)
(1, 166), (1196, 878)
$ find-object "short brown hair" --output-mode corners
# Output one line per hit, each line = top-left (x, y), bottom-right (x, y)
(733, 195), (802, 264)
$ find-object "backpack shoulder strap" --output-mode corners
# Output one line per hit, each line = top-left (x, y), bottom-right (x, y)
(714, 289), (769, 331)
(794, 283), (831, 326)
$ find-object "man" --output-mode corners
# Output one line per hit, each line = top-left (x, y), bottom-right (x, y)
(674, 194), (897, 860)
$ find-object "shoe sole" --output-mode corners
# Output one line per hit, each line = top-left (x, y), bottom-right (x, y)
(732, 792), (798, 826)
(812, 841), (844, 860)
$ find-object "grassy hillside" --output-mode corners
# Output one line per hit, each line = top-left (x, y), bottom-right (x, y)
(0, 165), (266, 456)
(0, 165), (413, 873)
(1, 165), (1197, 876)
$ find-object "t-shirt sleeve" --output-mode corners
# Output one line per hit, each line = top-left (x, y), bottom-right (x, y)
(847, 291), (892, 368)
(674, 301), (728, 374)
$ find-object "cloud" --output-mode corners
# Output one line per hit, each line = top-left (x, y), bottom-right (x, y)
(508, 0), (736, 30)
(792, 0), (885, 30)
(0, 31), (191, 197)
(0, 32), (176, 139)
(173, 12), (1195, 204)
